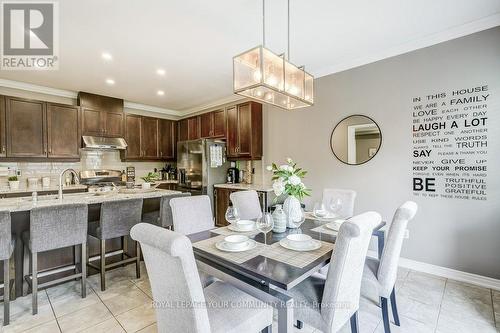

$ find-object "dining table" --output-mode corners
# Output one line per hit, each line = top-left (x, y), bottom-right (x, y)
(188, 217), (386, 333)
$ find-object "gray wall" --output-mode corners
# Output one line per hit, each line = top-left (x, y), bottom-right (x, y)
(262, 27), (500, 279)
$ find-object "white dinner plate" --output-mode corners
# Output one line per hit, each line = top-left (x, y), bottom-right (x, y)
(324, 219), (346, 231)
(307, 211), (338, 220)
(227, 223), (257, 232)
(279, 238), (322, 252)
(215, 239), (257, 252)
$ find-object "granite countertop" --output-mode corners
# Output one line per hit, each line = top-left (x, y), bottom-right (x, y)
(0, 189), (181, 212)
(154, 180), (178, 184)
(0, 184), (88, 194)
(214, 183), (273, 192)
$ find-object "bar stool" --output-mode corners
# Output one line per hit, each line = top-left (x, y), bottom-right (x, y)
(22, 204), (88, 315)
(0, 211), (14, 326)
(142, 193), (191, 229)
(87, 198), (143, 291)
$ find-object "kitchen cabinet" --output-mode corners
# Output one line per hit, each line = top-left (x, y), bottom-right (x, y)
(0, 96), (5, 157)
(141, 117), (159, 159)
(200, 112), (212, 138)
(5, 97), (47, 158)
(178, 118), (188, 141)
(102, 110), (124, 137)
(200, 109), (226, 138)
(46, 103), (80, 158)
(159, 119), (176, 160)
(187, 116), (200, 140)
(81, 107), (124, 137)
(125, 114), (142, 159)
(81, 107), (102, 136)
(226, 102), (262, 159)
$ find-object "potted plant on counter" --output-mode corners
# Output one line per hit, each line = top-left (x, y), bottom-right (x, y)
(267, 158), (311, 228)
(140, 172), (160, 189)
(8, 176), (20, 191)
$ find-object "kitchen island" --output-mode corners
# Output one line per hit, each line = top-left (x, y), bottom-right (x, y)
(1, 189), (182, 297)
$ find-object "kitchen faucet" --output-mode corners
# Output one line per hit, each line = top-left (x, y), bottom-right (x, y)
(59, 168), (80, 201)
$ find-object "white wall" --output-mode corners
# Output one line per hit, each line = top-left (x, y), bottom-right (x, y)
(262, 27), (500, 279)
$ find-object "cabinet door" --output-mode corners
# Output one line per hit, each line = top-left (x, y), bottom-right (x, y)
(199, 112), (213, 138)
(237, 103), (252, 157)
(0, 96), (5, 157)
(226, 106), (238, 157)
(178, 119), (188, 141)
(81, 107), (103, 136)
(103, 111), (124, 137)
(215, 188), (232, 226)
(212, 109), (226, 138)
(47, 104), (80, 158)
(6, 98), (47, 158)
(125, 114), (142, 159)
(159, 119), (175, 159)
(141, 117), (158, 159)
(187, 116), (200, 140)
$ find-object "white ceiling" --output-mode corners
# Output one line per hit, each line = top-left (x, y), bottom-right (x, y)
(0, 0), (499, 115)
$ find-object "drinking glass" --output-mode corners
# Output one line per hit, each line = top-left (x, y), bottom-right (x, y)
(225, 206), (240, 225)
(290, 208), (306, 234)
(329, 198), (343, 216)
(313, 202), (327, 217)
(256, 212), (274, 245)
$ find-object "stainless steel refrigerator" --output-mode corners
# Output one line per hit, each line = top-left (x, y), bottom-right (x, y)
(176, 139), (229, 205)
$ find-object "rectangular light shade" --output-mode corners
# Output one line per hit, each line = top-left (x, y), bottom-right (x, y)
(233, 45), (314, 110)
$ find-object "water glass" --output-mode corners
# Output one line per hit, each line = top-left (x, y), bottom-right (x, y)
(290, 208), (306, 233)
(225, 206), (240, 225)
(256, 212), (274, 245)
(313, 202), (327, 217)
(329, 198), (343, 216)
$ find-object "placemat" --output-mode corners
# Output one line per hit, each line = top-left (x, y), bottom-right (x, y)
(193, 234), (266, 264)
(304, 211), (341, 222)
(261, 240), (335, 268)
(210, 226), (260, 237)
(310, 224), (339, 236)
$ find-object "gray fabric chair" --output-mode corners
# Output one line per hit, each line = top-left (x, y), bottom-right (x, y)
(322, 188), (357, 218)
(88, 198), (143, 291)
(170, 195), (215, 235)
(361, 201), (418, 333)
(291, 211), (382, 333)
(22, 204), (88, 315)
(142, 192), (191, 229)
(229, 190), (263, 220)
(130, 223), (273, 333)
(0, 211), (14, 326)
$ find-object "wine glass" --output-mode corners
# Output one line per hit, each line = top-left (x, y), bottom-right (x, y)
(329, 198), (343, 217)
(256, 212), (274, 245)
(313, 202), (327, 218)
(225, 206), (240, 225)
(290, 208), (306, 234)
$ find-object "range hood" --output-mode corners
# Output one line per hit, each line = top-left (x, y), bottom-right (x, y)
(82, 136), (128, 150)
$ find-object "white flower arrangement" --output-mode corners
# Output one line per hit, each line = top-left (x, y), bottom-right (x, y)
(267, 158), (311, 200)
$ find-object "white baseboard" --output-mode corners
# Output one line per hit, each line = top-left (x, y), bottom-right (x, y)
(367, 250), (500, 291)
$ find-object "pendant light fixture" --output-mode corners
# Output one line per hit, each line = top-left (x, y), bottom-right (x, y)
(233, 0), (314, 110)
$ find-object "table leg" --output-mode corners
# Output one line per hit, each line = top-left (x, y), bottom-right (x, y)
(276, 297), (294, 333)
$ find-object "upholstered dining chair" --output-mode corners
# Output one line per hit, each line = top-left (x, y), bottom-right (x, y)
(0, 211), (14, 326)
(291, 211), (382, 333)
(142, 192), (191, 229)
(130, 223), (273, 333)
(170, 195), (215, 235)
(322, 188), (357, 218)
(229, 190), (263, 220)
(361, 201), (418, 333)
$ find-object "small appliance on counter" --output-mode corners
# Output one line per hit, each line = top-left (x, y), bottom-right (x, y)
(161, 164), (177, 180)
(227, 161), (239, 184)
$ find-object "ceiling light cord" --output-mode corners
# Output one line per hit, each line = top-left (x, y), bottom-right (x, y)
(287, 0), (290, 61)
(262, 0), (266, 47)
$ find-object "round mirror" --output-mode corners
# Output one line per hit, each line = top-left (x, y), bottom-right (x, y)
(330, 115), (382, 165)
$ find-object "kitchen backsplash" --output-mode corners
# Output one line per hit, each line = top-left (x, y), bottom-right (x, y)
(0, 150), (169, 190)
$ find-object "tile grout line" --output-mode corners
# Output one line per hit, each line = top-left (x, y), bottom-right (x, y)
(490, 289), (497, 329)
(433, 278), (448, 333)
(45, 289), (63, 333)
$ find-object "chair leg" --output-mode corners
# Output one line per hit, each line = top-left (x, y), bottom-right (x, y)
(100, 240), (106, 291)
(32, 252), (38, 315)
(81, 243), (87, 299)
(381, 297), (391, 333)
(294, 320), (303, 329)
(22, 243), (29, 296)
(390, 288), (400, 326)
(135, 241), (141, 279)
(350, 311), (359, 333)
(261, 325), (272, 333)
(3, 259), (10, 326)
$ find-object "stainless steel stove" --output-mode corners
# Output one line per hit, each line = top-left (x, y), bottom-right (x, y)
(80, 169), (125, 194)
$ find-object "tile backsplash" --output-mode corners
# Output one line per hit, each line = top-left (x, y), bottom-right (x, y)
(0, 150), (169, 190)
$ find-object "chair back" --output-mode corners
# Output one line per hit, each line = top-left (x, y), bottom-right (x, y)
(377, 201), (417, 295)
(321, 211), (381, 332)
(322, 189), (356, 218)
(131, 223), (210, 333)
(159, 193), (191, 228)
(100, 198), (143, 239)
(0, 211), (11, 260)
(30, 204), (88, 252)
(170, 195), (214, 235)
(229, 190), (262, 220)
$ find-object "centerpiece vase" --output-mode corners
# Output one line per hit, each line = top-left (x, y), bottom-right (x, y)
(283, 195), (302, 228)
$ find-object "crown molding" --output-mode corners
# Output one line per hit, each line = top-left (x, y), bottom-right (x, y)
(179, 94), (245, 117)
(313, 13), (500, 78)
(123, 101), (179, 116)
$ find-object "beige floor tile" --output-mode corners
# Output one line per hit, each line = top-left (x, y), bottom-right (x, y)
(51, 290), (101, 318)
(494, 290), (500, 326)
(115, 303), (156, 333)
(2, 303), (55, 333)
(436, 311), (498, 333)
(22, 320), (61, 333)
(90, 279), (137, 301)
(102, 286), (151, 316)
(406, 271), (446, 289)
(57, 301), (112, 333)
(445, 279), (491, 301)
(46, 280), (92, 304)
(80, 318), (125, 333)
(374, 315), (434, 333)
(137, 323), (157, 333)
(133, 279), (152, 298)
(398, 279), (444, 305)
(397, 294), (440, 327)
(397, 267), (410, 281)
(0, 291), (50, 318)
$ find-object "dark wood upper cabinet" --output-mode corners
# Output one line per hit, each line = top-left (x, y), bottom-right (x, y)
(78, 92), (124, 138)
(46, 104), (80, 159)
(178, 119), (188, 141)
(200, 112), (213, 138)
(125, 114), (142, 159)
(103, 111), (124, 137)
(187, 116), (200, 140)
(159, 119), (176, 160)
(226, 102), (262, 160)
(0, 96), (5, 157)
(81, 107), (102, 136)
(212, 109), (226, 138)
(141, 117), (159, 159)
(5, 97), (47, 158)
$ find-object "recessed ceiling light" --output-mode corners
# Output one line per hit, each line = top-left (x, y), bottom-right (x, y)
(101, 52), (113, 61)
(157, 90), (165, 96)
(156, 69), (166, 76)
(105, 78), (115, 85)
